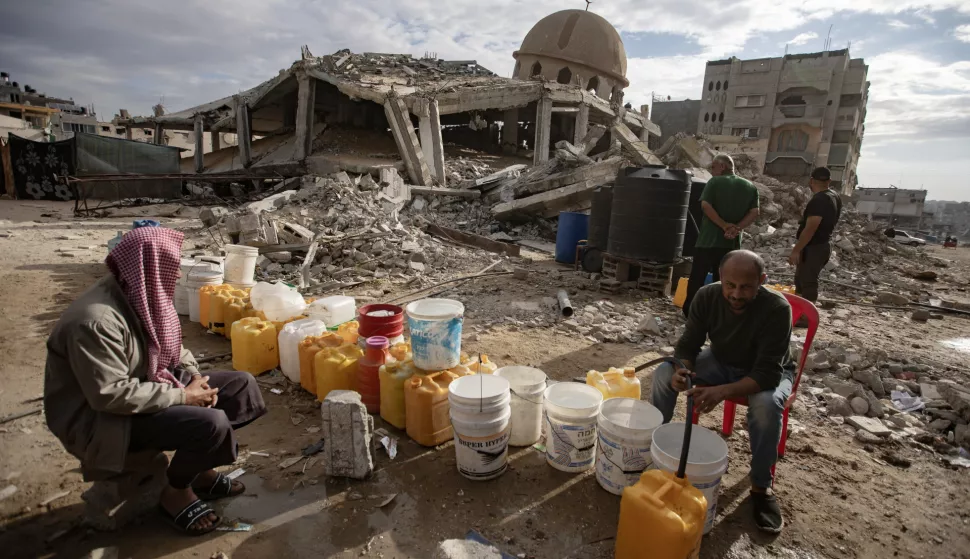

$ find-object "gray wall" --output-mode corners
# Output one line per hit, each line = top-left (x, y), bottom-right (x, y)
(648, 99), (700, 150)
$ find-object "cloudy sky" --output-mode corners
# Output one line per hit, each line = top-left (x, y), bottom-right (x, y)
(2, 0), (969, 200)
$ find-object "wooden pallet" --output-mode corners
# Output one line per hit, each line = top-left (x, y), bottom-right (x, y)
(601, 253), (673, 296)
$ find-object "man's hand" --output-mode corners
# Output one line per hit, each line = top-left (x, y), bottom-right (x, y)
(185, 375), (219, 407)
(788, 248), (802, 266)
(686, 385), (729, 415)
(723, 224), (740, 240)
(671, 367), (695, 392)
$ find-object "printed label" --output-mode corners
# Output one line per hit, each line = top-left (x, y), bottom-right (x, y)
(454, 425), (511, 479)
(596, 430), (653, 492)
(545, 412), (597, 470)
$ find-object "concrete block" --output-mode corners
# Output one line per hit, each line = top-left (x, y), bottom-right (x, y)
(940, 382), (970, 422)
(279, 222), (315, 244)
(199, 207), (229, 228)
(245, 190), (297, 214)
(846, 415), (892, 437)
(920, 383), (941, 400)
(263, 220), (279, 245)
(321, 391), (374, 479)
(330, 171), (353, 186)
(237, 213), (262, 234)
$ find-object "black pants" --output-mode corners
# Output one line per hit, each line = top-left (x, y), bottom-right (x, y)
(129, 371), (266, 488)
(795, 243), (831, 303)
(684, 247), (732, 317)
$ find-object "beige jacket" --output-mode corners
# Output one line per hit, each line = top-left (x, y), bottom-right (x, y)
(44, 275), (199, 477)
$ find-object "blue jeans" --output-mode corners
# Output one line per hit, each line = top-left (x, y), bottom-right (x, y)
(650, 348), (792, 489)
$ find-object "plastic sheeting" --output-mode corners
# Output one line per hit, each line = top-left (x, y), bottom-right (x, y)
(74, 133), (181, 200)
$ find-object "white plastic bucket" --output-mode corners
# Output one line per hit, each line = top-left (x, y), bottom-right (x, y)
(406, 298), (464, 370)
(186, 270), (223, 323)
(543, 383), (603, 472)
(229, 279), (256, 291)
(496, 366), (546, 446)
(173, 284), (191, 315)
(278, 319), (328, 383)
(224, 244), (258, 285)
(449, 374), (512, 480)
(651, 422), (730, 534)
(307, 296), (356, 326)
(595, 398), (663, 495)
(196, 256), (225, 274)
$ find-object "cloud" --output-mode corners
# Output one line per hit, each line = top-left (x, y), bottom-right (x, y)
(786, 32), (820, 46)
(886, 19), (912, 29)
(955, 24), (970, 42)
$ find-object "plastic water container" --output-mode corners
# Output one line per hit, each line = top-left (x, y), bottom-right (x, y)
(651, 423), (729, 534)
(314, 343), (363, 401)
(468, 354), (498, 375)
(173, 285), (191, 315)
(278, 319), (328, 383)
(231, 317), (279, 375)
(224, 244), (259, 285)
(251, 281), (307, 322)
(543, 383), (604, 472)
(307, 296), (356, 326)
(497, 366), (546, 446)
(555, 211), (589, 264)
(210, 288), (246, 335)
(449, 374), (512, 480)
(615, 470), (707, 559)
(406, 370), (460, 447)
(406, 298), (464, 370)
(357, 336), (388, 413)
(596, 398), (664, 495)
(199, 284), (233, 330)
(224, 296), (249, 340)
(186, 270), (223, 323)
(673, 277), (689, 308)
(337, 320), (359, 345)
(380, 359), (418, 429)
(587, 368), (641, 401)
(298, 334), (343, 394)
(228, 279), (256, 292)
(358, 303), (404, 341)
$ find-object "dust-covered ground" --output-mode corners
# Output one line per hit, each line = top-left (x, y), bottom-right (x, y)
(0, 200), (968, 559)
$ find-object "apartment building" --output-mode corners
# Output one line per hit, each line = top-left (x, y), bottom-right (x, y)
(697, 50), (869, 194)
(854, 187), (926, 229)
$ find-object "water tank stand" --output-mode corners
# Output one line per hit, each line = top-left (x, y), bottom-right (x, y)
(599, 252), (675, 296)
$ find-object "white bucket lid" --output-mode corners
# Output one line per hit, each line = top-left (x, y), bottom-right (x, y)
(406, 298), (465, 321)
(226, 244), (259, 256)
(544, 383), (603, 416)
(599, 398), (663, 438)
(651, 422), (729, 471)
(497, 366), (547, 392)
(449, 374), (510, 405)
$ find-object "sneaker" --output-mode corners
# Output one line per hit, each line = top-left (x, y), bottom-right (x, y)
(751, 491), (784, 533)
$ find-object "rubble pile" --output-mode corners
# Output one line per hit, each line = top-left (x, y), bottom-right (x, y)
(311, 49), (498, 87)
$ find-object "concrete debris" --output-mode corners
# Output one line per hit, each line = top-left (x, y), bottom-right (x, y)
(321, 390), (374, 479)
(433, 540), (503, 559)
(846, 415), (892, 437)
(910, 309), (931, 322)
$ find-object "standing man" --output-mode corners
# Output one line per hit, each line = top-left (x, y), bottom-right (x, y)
(652, 250), (793, 533)
(683, 154), (760, 316)
(788, 166), (842, 303)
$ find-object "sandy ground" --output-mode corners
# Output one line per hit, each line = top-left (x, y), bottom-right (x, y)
(0, 200), (968, 559)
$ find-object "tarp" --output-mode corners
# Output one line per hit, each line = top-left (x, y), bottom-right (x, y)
(74, 133), (181, 200)
(8, 134), (76, 200)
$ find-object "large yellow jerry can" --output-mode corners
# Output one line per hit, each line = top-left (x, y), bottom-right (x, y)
(615, 469), (707, 559)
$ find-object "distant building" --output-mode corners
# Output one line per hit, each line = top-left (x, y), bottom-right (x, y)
(697, 50), (869, 194)
(924, 200), (970, 239)
(647, 98), (700, 150)
(0, 71), (98, 140)
(854, 187), (926, 229)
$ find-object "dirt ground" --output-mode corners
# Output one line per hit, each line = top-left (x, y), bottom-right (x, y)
(0, 200), (968, 559)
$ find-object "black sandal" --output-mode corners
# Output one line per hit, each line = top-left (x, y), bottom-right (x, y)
(751, 492), (784, 533)
(193, 472), (245, 501)
(160, 499), (220, 536)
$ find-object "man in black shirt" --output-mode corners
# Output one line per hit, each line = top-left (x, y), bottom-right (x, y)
(789, 167), (841, 303)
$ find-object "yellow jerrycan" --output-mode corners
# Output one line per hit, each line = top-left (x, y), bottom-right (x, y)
(615, 357), (708, 559)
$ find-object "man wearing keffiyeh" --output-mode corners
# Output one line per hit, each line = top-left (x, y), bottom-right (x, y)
(44, 227), (266, 535)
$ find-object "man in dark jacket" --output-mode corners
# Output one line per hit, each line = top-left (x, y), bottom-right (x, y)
(789, 167), (842, 303)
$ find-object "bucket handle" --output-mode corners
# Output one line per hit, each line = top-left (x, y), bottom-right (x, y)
(636, 357), (693, 480)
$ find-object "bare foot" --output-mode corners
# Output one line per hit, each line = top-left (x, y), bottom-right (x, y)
(160, 485), (218, 531)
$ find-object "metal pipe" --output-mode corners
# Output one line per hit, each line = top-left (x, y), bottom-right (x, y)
(557, 289), (573, 318)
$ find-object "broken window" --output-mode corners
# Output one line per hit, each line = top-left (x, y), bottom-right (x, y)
(776, 129), (808, 151)
(724, 80), (729, 90)
(716, 81), (721, 91)
(719, 112), (724, 122)
(586, 76), (600, 94)
(531, 62), (542, 77)
(734, 95), (766, 108)
(100, 126), (110, 132)
(557, 67), (572, 85)
(732, 127), (760, 139)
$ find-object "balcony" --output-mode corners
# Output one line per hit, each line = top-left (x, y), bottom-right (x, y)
(766, 151), (815, 164)
(835, 106), (860, 130)
(772, 105), (825, 127)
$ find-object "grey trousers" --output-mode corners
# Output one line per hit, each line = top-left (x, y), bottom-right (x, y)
(129, 371), (266, 488)
(794, 242), (831, 303)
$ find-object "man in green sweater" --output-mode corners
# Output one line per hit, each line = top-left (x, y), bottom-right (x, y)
(683, 154), (760, 317)
(652, 250), (793, 533)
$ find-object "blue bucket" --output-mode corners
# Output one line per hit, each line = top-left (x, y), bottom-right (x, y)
(555, 212), (590, 264)
(405, 298), (465, 370)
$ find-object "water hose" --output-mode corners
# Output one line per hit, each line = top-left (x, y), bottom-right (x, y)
(635, 356), (694, 479)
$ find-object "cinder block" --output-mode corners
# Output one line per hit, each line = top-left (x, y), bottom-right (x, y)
(321, 391), (374, 479)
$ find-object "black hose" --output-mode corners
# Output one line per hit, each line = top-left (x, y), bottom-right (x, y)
(635, 356), (694, 479)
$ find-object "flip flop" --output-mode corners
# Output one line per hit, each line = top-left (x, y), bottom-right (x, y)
(159, 499), (220, 536)
(193, 472), (245, 501)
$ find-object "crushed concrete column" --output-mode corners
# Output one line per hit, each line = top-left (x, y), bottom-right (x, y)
(534, 96), (552, 165)
(416, 99), (436, 178)
(125, 126), (132, 141)
(502, 109), (519, 155)
(153, 123), (164, 146)
(210, 129), (221, 152)
(573, 103), (589, 146)
(321, 390), (374, 479)
(384, 95), (433, 186)
(427, 99), (445, 185)
(193, 114), (204, 173)
(294, 72), (317, 161)
(234, 94), (252, 168)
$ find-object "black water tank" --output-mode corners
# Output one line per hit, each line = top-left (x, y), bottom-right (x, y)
(588, 183), (613, 250)
(607, 165), (691, 262)
(681, 176), (708, 257)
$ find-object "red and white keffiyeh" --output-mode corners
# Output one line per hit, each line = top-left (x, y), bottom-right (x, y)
(106, 227), (185, 387)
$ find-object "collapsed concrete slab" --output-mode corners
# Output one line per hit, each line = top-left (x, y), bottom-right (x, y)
(493, 179), (600, 221)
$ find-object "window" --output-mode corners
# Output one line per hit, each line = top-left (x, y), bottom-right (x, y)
(100, 126), (111, 132)
(708, 81), (714, 91)
(704, 113), (710, 122)
(586, 76), (600, 94)
(732, 127), (760, 138)
(144, 128), (152, 136)
(716, 81), (721, 91)
(719, 112), (724, 122)
(734, 94), (766, 108)
(557, 67), (572, 85)
(116, 128), (126, 135)
(530, 61), (542, 77)
(724, 81), (728, 90)
(776, 129), (809, 151)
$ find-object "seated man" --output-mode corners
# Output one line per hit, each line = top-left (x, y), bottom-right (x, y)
(44, 227), (266, 536)
(651, 250), (793, 533)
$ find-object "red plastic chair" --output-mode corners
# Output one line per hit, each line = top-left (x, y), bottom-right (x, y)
(691, 292), (819, 481)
